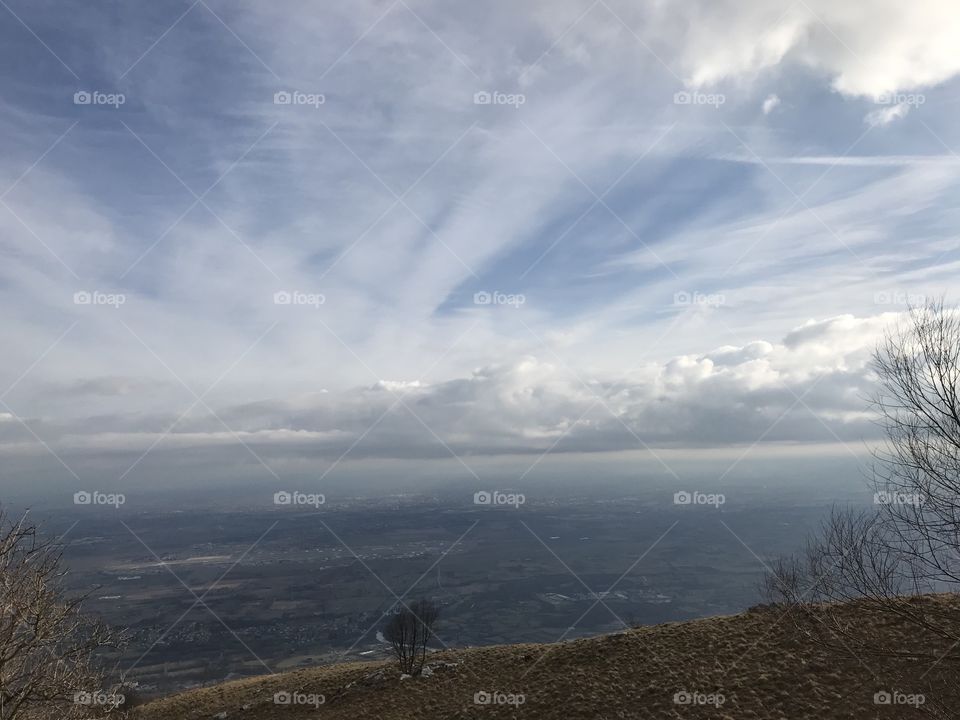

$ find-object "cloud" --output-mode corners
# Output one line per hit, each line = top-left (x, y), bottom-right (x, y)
(718, 155), (960, 167)
(762, 94), (781, 115)
(865, 101), (911, 126)
(1, 1), (959, 496)
(0, 313), (896, 469)
(654, 0), (960, 96)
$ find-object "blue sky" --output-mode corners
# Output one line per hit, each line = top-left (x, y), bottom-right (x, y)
(2, 0), (960, 495)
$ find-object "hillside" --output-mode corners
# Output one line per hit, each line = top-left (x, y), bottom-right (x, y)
(136, 598), (959, 719)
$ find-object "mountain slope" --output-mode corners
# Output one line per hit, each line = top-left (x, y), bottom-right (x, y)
(136, 597), (959, 719)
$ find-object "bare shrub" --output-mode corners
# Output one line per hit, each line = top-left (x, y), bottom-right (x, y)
(0, 509), (125, 720)
(381, 599), (441, 675)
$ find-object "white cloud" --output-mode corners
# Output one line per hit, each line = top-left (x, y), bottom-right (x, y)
(0, 313), (898, 466)
(865, 101), (911, 126)
(762, 94), (781, 114)
(657, 0), (960, 96)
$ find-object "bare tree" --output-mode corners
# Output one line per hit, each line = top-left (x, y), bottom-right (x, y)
(0, 509), (125, 720)
(755, 304), (960, 716)
(381, 599), (440, 675)
(763, 302), (960, 667)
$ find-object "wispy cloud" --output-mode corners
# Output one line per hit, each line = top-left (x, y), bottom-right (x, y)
(1, 0), (960, 493)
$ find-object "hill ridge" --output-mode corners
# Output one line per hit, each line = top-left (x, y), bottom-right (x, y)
(137, 597), (958, 719)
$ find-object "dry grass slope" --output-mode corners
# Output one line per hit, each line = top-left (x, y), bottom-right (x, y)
(136, 597), (960, 719)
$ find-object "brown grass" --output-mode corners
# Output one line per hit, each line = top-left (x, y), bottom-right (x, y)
(135, 597), (960, 719)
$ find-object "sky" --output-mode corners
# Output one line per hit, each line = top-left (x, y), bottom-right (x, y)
(1, 0), (959, 498)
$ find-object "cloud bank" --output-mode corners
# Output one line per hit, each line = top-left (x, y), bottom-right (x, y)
(0, 313), (892, 473)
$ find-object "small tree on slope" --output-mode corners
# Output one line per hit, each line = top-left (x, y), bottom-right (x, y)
(381, 599), (440, 676)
